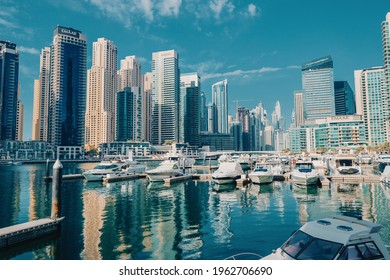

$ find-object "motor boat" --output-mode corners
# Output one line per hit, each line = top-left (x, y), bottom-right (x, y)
(212, 161), (244, 185)
(329, 155), (362, 175)
(380, 165), (390, 186)
(373, 154), (390, 174)
(104, 159), (146, 181)
(248, 163), (274, 184)
(145, 159), (183, 182)
(291, 161), (320, 186)
(82, 155), (133, 182)
(359, 153), (373, 165)
(236, 154), (252, 171)
(262, 215), (390, 260)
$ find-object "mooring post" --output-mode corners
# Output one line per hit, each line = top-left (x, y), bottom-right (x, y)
(51, 159), (63, 219)
(46, 159), (50, 178)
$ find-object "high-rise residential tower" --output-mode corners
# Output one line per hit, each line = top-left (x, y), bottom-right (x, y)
(49, 26), (87, 146)
(151, 50), (180, 145)
(382, 12), (390, 141)
(294, 90), (304, 127)
(32, 47), (50, 141)
(334, 81), (356, 115)
(200, 92), (207, 132)
(355, 67), (386, 146)
(302, 56), (335, 120)
(16, 84), (23, 141)
(211, 79), (228, 134)
(237, 107), (250, 150)
(0, 40), (19, 141)
(143, 72), (153, 141)
(85, 38), (117, 149)
(179, 73), (200, 146)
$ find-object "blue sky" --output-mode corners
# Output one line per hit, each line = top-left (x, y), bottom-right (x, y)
(1, 0), (389, 140)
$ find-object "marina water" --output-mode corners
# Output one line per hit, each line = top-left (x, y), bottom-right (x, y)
(0, 162), (389, 260)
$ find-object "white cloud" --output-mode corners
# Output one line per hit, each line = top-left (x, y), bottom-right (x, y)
(157, 0), (182, 17)
(18, 46), (40, 55)
(209, 0), (235, 20)
(248, 4), (257, 17)
(137, 0), (154, 21)
(202, 67), (281, 80)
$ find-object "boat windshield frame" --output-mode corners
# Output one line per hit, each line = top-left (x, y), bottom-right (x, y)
(281, 230), (343, 260)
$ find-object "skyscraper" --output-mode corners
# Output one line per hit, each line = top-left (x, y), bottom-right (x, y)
(0, 40), (19, 141)
(211, 79), (228, 134)
(200, 92), (207, 132)
(151, 50), (179, 145)
(85, 38), (118, 148)
(294, 90), (304, 127)
(237, 107), (250, 150)
(302, 56), (335, 120)
(179, 73), (200, 146)
(32, 47), (50, 141)
(143, 72), (153, 141)
(49, 26), (87, 146)
(16, 85), (23, 141)
(382, 12), (390, 141)
(354, 67), (385, 146)
(334, 81), (356, 115)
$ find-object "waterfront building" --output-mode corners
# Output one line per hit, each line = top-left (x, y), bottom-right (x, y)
(0, 40), (19, 141)
(237, 107), (250, 151)
(334, 81), (356, 115)
(382, 12), (390, 140)
(116, 87), (142, 141)
(229, 120), (242, 151)
(249, 110), (261, 151)
(151, 50), (179, 145)
(179, 73), (200, 147)
(143, 72), (153, 141)
(294, 90), (304, 127)
(16, 85), (23, 141)
(85, 38), (118, 149)
(199, 132), (233, 151)
(207, 103), (215, 133)
(99, 141), (151, 158)
(32, 47), (50, 141)
(211, 79), (228, 134)
(263, 126), (274, 151)
(0, 140), (55, 160)
(200, 92), (208, 132)
(354, 67), (386, 146)
(302, 56), (335, 120)
(289, 115), (366, 152)
(48, 26), (87, 146)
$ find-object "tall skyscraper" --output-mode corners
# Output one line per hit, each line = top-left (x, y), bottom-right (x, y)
(118, 56), (142, 89)
(151, 50), (179, 145)
(302, 56), (335, 120)
(0, 40), (19, 141)
(237, 107), (250, 150)
(49, 26), (87, 146)
(334, 81), (356, 115)
(200, 92), (207, 132)
(85, 38), (117, 148)
(116, 87), (142, 141)
(32, 47), (50, 141)
(143, 72), (153, 141)
(16, 85), (23, 141)
(211, 79), (228, 134)
(382, 12), (390, 141)
(294, 90), (304, 127)
(355, 67), (386, 146)
(179, 73), (200, 146)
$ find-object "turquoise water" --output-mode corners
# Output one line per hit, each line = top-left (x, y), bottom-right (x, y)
(0, 162), (389, 260)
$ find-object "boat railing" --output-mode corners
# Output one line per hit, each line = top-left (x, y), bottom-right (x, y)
(224, 252), (263, 260)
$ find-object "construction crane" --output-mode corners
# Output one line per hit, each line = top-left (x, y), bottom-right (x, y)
(232, 98), (253, 111)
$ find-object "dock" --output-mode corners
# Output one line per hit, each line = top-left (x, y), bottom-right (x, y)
(164, 175), (194, 186)
(44, 174), (84, 181)
(103, 173), (146, 183)
(0, 218), (64, 249)
(327, 175), (380, 183)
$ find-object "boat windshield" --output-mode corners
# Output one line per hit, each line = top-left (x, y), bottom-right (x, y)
(93, 164), (119, 170)
(295, 163), (313, 169)
(337, 159), (353, 166)
(254, 166), (269, 172)
(281, 230), (343, 260)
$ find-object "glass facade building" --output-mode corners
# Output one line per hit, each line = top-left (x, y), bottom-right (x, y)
(354, 67), (386, 146)
(211, 79), (228, 134)
(0, 41), (19, 141)
(334, 81), (356, 115)
(49, 26), (87, 146)
(302, 56), (335, 120)
(382, 12), (390, 141)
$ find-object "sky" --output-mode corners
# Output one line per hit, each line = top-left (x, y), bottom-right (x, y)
(0, 0), (389, 140)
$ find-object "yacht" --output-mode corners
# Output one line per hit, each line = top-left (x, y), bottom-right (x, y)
(329, 155), (361, 175)
(212, 161), (244, 185)
(83, 155), (133, 182)
(262, 216), (390, 260)
(373, 154), (390, 174)
(104, 159), (146, 181)
(291, 161), (320, 186)
(380, 165), (390, 186)
(248, 163), (274, 184)
(237, 154), (252, 171)
(145, 159), (183, 182)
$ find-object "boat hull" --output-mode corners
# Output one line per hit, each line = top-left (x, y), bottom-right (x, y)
(146, 171), (183, 182)
(249, 174), (274, 184)
(212, 175), (241, 185)
(291, 173), (319, 186)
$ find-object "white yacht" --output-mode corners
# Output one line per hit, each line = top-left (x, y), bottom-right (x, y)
(145, 160), (183, 182)
(104, 159), (146, 181)
(248, 163), (274, 184)
(212, 161), (244, 185)
(373, 154), (390, 174)
(380, 165), (390, 186)
(262, 216), (390, 260)
(291, 161), (320, 186)
(329, 155), (361, 175)
(83, 155), (133, 182)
